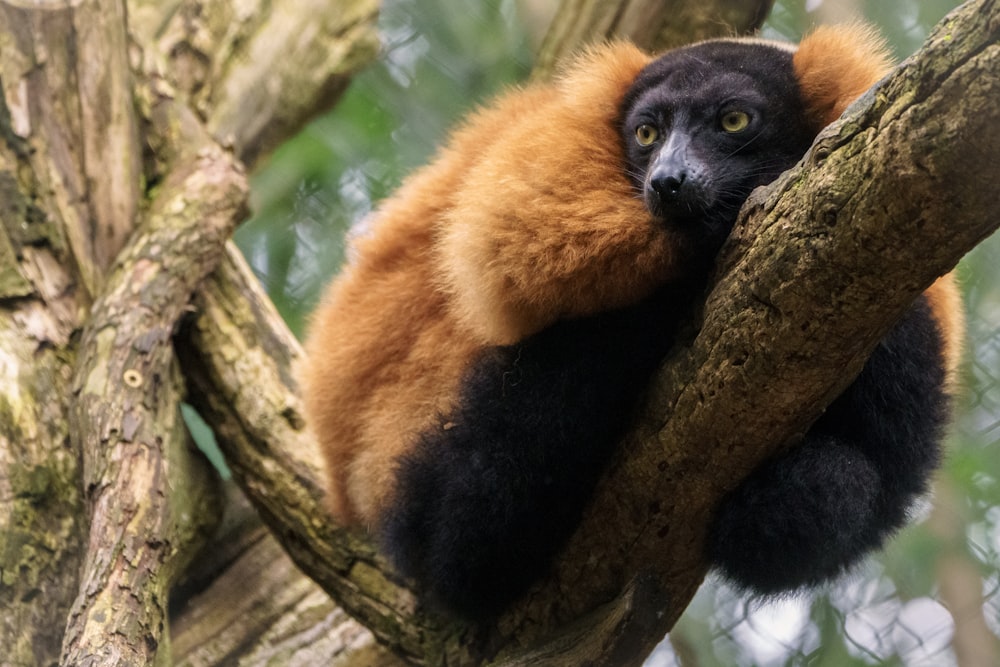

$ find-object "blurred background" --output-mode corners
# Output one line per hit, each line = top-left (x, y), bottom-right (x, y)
(234, 1), (1000, 664)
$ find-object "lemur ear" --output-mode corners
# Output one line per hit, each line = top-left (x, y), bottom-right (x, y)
(794, 23), (895, 127)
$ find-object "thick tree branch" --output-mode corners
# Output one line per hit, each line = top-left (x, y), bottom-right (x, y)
(533, 0), (774, 79)
(132, 0), (379, 170)
(64, 104), (248, 663)
(177, 247), (464, 664)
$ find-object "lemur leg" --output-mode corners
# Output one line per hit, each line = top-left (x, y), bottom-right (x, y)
(380, 286), (692, 620)
(706, 295), (949, 594)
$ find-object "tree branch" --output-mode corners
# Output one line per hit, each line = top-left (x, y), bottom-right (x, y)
(0, 0), (380, 663)
(63, 101), (248, 663)
(177, 0), (1000, 665)
(532, 0), (774, 79)
(132, 0), (380, 170)
(927, 479), (1000, 666)
(177, 246), (464, 664)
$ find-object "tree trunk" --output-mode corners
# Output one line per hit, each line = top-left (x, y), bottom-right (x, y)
(0, 0), (996, 666)
(1, 1), (140, 662)
(0, 0), (377, 664)
(532, 0), (774, 79)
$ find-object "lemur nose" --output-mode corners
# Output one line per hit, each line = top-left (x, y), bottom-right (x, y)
(651, 171), (686, 198)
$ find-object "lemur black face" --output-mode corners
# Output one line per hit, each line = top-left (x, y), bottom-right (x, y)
(621, 41), (817, 248)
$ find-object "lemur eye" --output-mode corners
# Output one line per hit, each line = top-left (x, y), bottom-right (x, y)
(635, 124), (659, 146)
(720, 110), (751, 133)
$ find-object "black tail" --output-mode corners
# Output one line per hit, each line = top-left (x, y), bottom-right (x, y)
(707, 294), (950, 594)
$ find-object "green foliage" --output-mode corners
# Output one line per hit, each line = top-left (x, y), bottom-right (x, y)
(182, 404), (230, 479)
(763, 0), (967, 52)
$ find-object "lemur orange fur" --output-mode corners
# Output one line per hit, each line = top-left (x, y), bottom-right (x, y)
(925, 274), (965, 392)
(301, 24), (962, 530)
(301, 42), (654, 524)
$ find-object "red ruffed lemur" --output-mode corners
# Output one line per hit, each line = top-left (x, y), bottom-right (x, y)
(301, 24), (965, 621)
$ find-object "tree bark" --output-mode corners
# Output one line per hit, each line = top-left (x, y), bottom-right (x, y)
(0, 1), (138, 662)
(532, 0), (775, 79)
(62, 110), (246, 665)
(0, 0), (377, 664)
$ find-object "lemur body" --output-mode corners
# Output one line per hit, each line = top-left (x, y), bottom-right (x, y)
(301, 25), (964, 620)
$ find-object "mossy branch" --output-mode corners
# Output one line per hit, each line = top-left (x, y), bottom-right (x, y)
(0, 0), (382, 663)
(132, 0), (380, 170)
(63, 104), (248, 663)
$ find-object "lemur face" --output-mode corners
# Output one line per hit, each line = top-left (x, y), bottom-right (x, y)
(621, 40), (818, 248)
